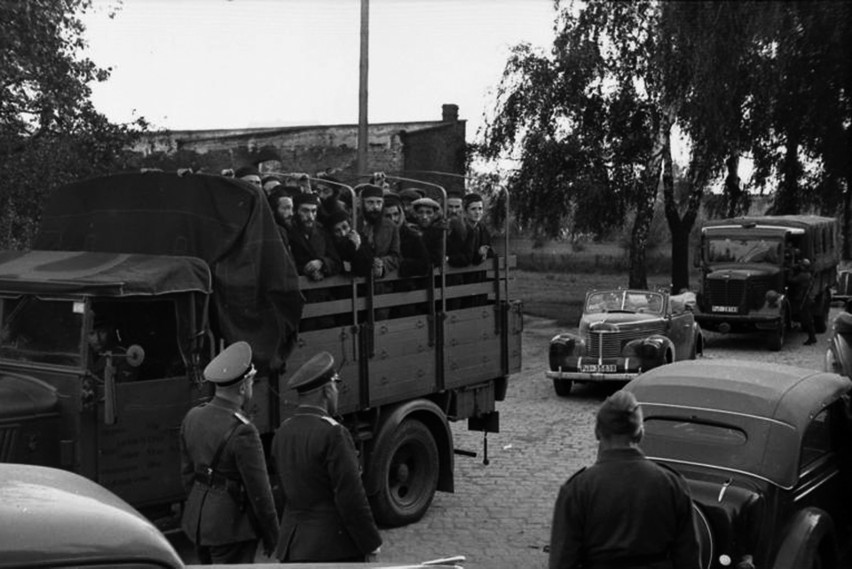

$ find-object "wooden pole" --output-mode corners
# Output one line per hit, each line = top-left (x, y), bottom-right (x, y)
(357, 0), (369, 174)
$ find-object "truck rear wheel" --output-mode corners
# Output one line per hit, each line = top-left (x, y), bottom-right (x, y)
(368, 419), (439, 527)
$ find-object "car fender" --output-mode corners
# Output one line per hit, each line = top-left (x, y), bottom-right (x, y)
(639, 335), (675, 363)
(771, 507), (837, 569)
(364, 399), (454, 496)
(692, 324), (704, 356)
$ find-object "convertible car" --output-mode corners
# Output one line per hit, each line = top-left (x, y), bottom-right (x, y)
(626, 360), (852, 569)
(547, 289), (703, 396)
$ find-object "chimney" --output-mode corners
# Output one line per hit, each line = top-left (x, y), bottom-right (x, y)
(442, 104), (459, 123)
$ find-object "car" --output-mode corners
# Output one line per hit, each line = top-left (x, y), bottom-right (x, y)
(825, 301), (852, 379)
(625, 360), (852, 569)
(0, 463), (184, 568)
(546, 288), (703, 396)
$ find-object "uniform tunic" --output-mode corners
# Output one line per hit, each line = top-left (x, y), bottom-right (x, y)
(272, 405), (382, 562)
(549, 447), (700, 569)
(180, 396), (279, 554)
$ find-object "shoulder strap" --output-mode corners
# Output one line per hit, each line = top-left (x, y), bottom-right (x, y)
(208, 415), (242, 474)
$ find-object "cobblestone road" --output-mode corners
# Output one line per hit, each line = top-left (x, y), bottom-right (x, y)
(374, 310), (836, 569)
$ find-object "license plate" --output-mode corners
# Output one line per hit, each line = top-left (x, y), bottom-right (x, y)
(581, 364), (616, 373)
(712, 306), (738, 313)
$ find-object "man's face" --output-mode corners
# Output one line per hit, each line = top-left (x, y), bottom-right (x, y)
(332, 219), (351, 239)
(466, 200), (484, 224)
(414, 206), (436, 229)
(317, 185), (334, 200)
(88, 325), (112, 353)
(447, 198), (463, 218)
(383, 205), (403, 227)
(298, 204), (318, 228)
(241, 174), (262, 188)
(275, 197), (294, 228)
(363, 197), (384, 222)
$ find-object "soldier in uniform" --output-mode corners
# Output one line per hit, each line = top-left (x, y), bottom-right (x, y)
(272, 352), (382, 563)
(549, 390), (700, 569)
(180, 341), (279, 564)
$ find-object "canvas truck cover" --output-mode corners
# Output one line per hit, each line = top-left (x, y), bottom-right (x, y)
(33, 172), (303, 372)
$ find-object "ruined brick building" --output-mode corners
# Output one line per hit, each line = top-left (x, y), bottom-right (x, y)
(133, 104), (466, 194)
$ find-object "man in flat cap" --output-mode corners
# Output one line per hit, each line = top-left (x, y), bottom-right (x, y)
(383, 193), (430, 278)
(548, 391), (700, 569)
(180, 341), (279, 564)
(412, 196), (446, 267)
(271, 352), (382, 563)
(287, 192), (341, 281)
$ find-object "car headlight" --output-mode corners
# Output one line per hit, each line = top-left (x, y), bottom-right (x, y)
(624, 337), (665, 360)
(549, 334), (584, 360)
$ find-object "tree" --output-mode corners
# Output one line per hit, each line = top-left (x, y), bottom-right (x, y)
(0, 0), (145, 249)
(481, 1), (666, 288)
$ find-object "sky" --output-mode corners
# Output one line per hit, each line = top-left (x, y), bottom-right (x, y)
(82, 0), (557, 141)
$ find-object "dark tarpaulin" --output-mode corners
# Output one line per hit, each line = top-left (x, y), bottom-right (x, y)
(34, 172), (303, 372)
(0, 250), (212, 297)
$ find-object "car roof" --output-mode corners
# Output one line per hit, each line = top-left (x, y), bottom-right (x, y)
(625, 360), (852, 487)
(0, 463), (183, 568)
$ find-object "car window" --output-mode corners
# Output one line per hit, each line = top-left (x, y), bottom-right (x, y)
(800, 407), (832, 469)
(644, 418), (747, 446)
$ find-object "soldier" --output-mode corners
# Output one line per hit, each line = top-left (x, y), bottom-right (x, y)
(549, 390), (700, 569)
(180, 341), (279, 564)
(790, 258), (817, 345)
(272, 352), (382, 563)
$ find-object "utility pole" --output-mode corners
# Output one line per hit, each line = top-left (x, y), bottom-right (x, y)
(357, 0), (369, 174)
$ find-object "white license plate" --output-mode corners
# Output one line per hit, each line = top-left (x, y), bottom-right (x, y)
(712, 306), (738, 313)
(581, 364), (616, 373)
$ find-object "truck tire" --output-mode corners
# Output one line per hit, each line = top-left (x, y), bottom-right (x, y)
(553, 378), (573, 397)
(814, 291), (831, 334)
(368, 419), (439, 527)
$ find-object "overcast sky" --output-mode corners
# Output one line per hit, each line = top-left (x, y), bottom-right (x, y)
(82, 0), (556, 141)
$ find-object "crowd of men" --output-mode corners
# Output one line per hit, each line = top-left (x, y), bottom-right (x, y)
(229, 165), (495, 283)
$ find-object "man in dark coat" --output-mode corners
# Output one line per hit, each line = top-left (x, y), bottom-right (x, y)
(411, 196), (446, 268)
(287, 192), (341, 280)
(383, 193), (430, 278)
(180, 341), (279, 564)
(356, 184), (400, 279)
(790, 258), (817, 345)
(549, 390), (700, 569)
(272, 352), (382, 563)
(327, 209), (373, 277)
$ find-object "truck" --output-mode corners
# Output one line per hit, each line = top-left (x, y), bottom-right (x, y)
(693, 215), (838, 350)
(0, 171), (522, 527)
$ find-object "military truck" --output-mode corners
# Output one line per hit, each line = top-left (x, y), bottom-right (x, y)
(693, 215), (838, 350)
(0, 172), (522, 527)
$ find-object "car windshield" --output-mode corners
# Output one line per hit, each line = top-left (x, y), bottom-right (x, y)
(707, 237), (783, 264)
(0, 296), (84, 366)
(585, 290), (664, 315)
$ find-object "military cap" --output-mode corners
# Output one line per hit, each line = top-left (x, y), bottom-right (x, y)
(205, 341), (254, 386)
(293, 192), (321, 208)
(596, 390), (643, 438)
(234, 165), (260, 179)
(287, 351), (338, 393)
(463, 193), (484, 208)
(358, 184), (385, 200)
(412, 197), (441, 211)
(399, 188), (425, 202)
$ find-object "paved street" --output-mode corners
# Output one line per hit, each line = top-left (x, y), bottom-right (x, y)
(172, 311), (834, 568)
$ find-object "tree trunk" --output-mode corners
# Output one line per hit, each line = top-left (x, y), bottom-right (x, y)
(774, 131), (801, 215)
(629, 107), (673, 289)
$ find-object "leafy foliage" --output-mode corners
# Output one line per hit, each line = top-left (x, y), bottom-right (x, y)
(0, 0), (146, 249)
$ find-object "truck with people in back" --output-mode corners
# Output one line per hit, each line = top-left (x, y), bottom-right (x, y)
(0, 171), (522, 528)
